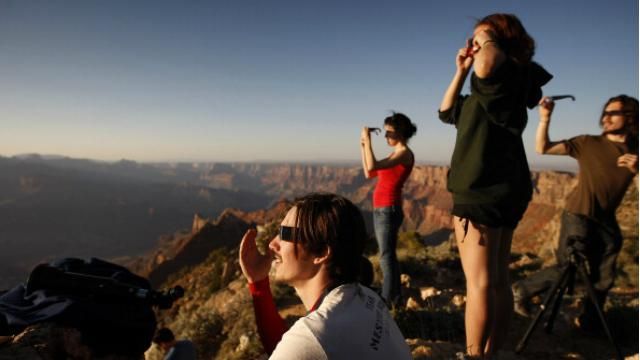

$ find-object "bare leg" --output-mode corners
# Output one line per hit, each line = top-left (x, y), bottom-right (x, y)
(484, 228), (514, 356)
(454, 216), (501, 358)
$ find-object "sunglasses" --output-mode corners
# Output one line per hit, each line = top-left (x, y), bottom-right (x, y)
(279, 225), (296, 242)
(602, 110), (630, 117)
(384, 130), (398, 138)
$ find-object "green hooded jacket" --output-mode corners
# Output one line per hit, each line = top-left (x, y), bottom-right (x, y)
(439, 60), (552, 205)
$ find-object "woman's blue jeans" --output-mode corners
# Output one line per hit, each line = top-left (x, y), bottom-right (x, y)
(373, 205), (404, 304)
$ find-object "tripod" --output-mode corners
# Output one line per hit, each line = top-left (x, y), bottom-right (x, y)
(514, 240), (623, 360)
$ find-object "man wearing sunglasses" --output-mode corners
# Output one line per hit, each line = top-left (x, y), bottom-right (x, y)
(239, 193), (411, 359)
(512, 95), (638, 333)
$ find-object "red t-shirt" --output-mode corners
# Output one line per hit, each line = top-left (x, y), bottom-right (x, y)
(372, 160), (413, 208)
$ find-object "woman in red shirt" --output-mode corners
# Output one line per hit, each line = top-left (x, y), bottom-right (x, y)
(360, 112), (416, 306)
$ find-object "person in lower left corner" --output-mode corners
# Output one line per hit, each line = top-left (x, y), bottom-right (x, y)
(152, 327), (196, 360)
(0, 258), (162, 360)
(239, 192), (412, 359)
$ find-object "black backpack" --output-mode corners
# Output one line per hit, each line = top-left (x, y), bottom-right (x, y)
(0, 257), (183, 356)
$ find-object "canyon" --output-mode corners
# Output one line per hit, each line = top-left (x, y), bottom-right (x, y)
(1, 156), (637, 359)
(0, 156), (617, 289)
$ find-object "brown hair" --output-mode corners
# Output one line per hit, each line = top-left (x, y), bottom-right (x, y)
(290, 193), (367, 284)
(476, 13), (535, 64)
(600, 94), (639, 145)
(384, 112), (417, 141)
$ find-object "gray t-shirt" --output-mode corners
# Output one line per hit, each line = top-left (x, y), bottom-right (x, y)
(270, 283), (412, 360)
(165, 340), (197, 360)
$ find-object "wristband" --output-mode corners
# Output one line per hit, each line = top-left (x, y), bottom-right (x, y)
(248, 277), (271, 295)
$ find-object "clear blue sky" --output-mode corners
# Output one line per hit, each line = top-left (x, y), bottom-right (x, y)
(0, 0), (637, 170)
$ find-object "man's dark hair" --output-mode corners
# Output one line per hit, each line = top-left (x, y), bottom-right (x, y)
(384, 112), (417, 141)
(153, 327), (175, 344)
(289, 193), (368, 285)
(600, 94), (639, 143)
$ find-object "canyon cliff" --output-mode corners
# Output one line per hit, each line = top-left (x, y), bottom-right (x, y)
(130, 164), (596, 289)
(195, 163), (583, 258)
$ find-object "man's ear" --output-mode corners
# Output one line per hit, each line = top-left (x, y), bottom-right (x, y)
(313, 247), (331, 265)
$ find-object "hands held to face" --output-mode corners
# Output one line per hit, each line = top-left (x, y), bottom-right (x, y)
(239, 229), (272, 284)
(456, 29), (496, 72)
(361, 127), (381, 146)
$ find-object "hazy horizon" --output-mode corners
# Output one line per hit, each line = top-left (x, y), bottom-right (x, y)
(3, 151), (579, 173)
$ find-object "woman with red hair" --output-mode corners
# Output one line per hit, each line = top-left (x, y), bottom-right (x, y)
(438, 13), (552, 358)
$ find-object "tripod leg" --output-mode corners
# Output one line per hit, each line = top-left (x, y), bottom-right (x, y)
(544, 266), (573, 333)
(515, 265), (571, 354)
(576, 264), (623, 360)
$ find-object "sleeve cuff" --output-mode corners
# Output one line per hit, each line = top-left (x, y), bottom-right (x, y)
(438, 108), (452, 121)
(248, 277), (271, 296)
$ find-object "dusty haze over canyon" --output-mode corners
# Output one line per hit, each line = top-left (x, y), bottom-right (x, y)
(0, 155), (592, 288)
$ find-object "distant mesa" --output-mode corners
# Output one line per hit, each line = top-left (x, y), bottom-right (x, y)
(13, 153), (68, 161)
